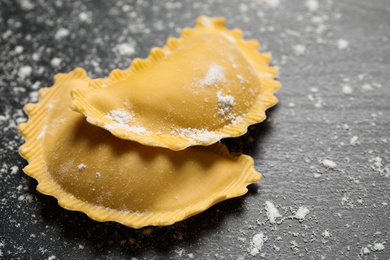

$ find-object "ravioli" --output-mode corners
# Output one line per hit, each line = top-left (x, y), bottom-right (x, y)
(18, 68), (260, 228)
(71, 16), (280, 151)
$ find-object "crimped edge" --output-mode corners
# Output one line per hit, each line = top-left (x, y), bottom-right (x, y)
(18, 68), (261, 228)
(70, 16), (280, 151)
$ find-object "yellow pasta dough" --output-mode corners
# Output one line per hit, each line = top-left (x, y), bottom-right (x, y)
(71, 16), (280, 151)
(18, 68), (260, 228)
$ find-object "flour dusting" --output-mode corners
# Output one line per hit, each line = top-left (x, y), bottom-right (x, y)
(322, 159), (336, 169)
(250, 232), (267, 256)
(106, 109), (133, 126)
(200, 65), (226, 86)
(294, 206), (310, 221)
(337, 39), (349, 50)
(116, 43), (135, 56)
(217, 90), (235, 117)
(55, 28), (70, 40)
(265, 201), (282, 224)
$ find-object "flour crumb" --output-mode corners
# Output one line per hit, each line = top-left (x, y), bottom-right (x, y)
(105, 109), (148, 134)
(200, 65), (226, 86)
(369, 157), (390, 177)
(337, 39), (349, 50)
(116, 43), (135, 56)
(78, 163), (87, 170)
(106, 109), (133, 126)
(14, 46), (24, 54)
(50, 57), (62, 67)
(265, 201), (282, 224)
(18, 66), (32, 79)
(236, 74), (244, 83)
(250, 232), (267, 256)
(373, 243), (385, 251)
(217, 91), (235, 117)
(322, 230), (331, 238)
(55, 28), (69, 40)
(19, 0), (34, 10)
(294, 206), (310, 221)
(293, 45), (306, 55)
(78, 12), (91, 23)
(322, 159), (336, 169)
(10, 166), (19, 175)
(350, 136), (359, 146)
(362, 83), (373, 92)
(342, 84), (353, 94)
(361, 247), (370, 255)
(305, 0), (319, 12)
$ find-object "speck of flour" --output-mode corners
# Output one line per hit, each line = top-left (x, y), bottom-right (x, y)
(18, 66), (32, 79)
(200, 64), (226, 86)
(265, 201), (282, 224)
(106, 109), (133, 126)
(337, 39), (349, 50)
(217, 90), (235, 117)
(294, 206), (310, 221)
(55, 28), (69, 40)
(322, 159), (337, 169)
(250, 232), (267, 256)
(116, 43), (135, 56)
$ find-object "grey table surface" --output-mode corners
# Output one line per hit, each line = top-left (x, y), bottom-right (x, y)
(1, 0), (389, 259)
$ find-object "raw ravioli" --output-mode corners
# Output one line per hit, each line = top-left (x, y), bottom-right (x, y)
(71, 16), (280, 151)
(18, 68), (261, 228)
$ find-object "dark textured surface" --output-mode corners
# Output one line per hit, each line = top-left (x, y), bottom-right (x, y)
(1, 0), (389, 259)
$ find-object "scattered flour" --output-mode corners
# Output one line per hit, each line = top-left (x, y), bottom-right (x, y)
(342, 84), (353, 94)
(293, 45), (306, 55)
(322, 159), (336, 169)
(14, 46), (24, 54)
(54, 28), (69, 40)
(200, 65), (226, 86)
(18, 66), (32, 79)
(322, 230), (331, 238)
(171, 127), (219, 143)
(305, 0), (319, 12)
(78, 12), (92, 23)
(236, 74), (244, 84)
(294, 206), (310, 221)
(10, 166), (19, 175)
(362, 83), (373, 92)
(373, 243), (385, 251)
(77, 163), (87, 170)
(106, 109), (133, 126)
(369, 157), (390, 177)
(250, 232), (267, 256)
(337, 39), (349, 50)
(265, 201), (282, 224)
(217, 90), (235, 117)
(19, 0), (34, 10)
(350, 136), (359, 146)
(361, 247), (370, 255)
(50, 57), (62, 67)
(116, 43), (135, 56)
(361, 243), (385, 256)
